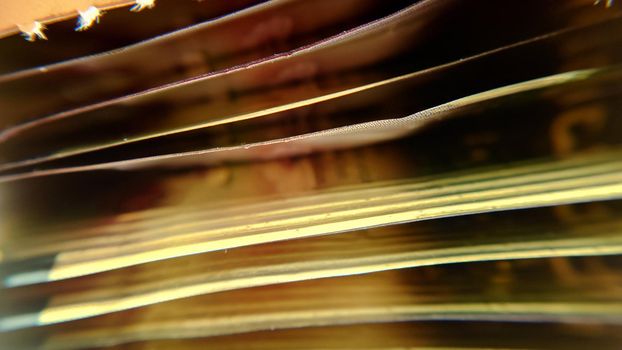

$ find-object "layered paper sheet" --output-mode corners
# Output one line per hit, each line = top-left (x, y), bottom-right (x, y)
(1, 1), (622, 349)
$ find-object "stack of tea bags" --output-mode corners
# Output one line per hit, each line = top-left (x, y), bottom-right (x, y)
(1, 0), (622, 349)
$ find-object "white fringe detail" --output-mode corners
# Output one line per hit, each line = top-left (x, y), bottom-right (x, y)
(19, 21), (47, 41)
(131, 0), (156, 12)
(76, 6), (103, 31)
(594, 0), (614, 7)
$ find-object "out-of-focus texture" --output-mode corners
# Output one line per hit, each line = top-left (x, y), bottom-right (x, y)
(1, 1), (622, 349)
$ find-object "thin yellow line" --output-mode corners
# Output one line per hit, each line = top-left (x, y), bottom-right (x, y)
(37, 235), (622, 325)
(1, 63), (600, 172)
(47, 180), (622, 281)
(13, 149), (619, 260)
(20, 155), (621, 261)
(44, 303), (622, 350)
